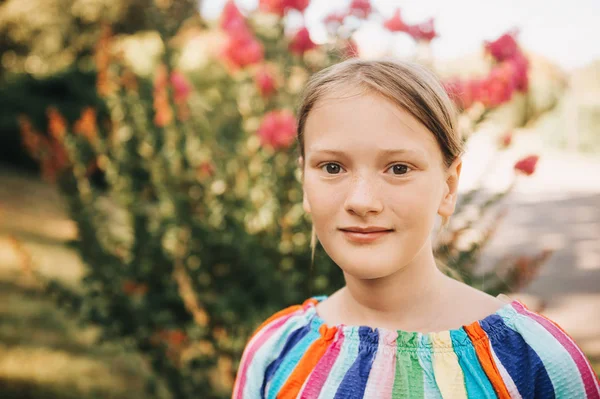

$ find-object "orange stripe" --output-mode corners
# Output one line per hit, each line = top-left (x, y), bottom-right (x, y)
(464, 323), (511, 399)
(277, 325), (337, 399)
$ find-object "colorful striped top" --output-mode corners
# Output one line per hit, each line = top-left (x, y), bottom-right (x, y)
(232, 295), (600, 398)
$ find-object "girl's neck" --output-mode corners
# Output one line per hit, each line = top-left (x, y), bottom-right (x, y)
(336, 241), (456, 331)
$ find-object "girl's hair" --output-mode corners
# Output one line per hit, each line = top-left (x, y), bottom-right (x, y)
(295, 58), (465, 281)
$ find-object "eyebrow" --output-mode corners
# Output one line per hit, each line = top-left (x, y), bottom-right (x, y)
(309, 148), (425, 158)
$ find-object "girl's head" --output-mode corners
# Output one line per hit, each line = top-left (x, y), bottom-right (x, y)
(296, 58), (464, 280)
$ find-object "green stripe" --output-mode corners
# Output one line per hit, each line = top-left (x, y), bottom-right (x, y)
(392, 339), (425, 398)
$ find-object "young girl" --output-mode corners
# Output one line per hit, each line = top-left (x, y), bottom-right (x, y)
(231, 59), (600, 398)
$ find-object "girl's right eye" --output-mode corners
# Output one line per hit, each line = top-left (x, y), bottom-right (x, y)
(320, 162), (344, 174)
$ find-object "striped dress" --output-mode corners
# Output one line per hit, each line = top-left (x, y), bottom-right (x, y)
(232, 295), (600, 398)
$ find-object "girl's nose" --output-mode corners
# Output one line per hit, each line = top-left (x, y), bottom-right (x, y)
(343, 176), (383, 217)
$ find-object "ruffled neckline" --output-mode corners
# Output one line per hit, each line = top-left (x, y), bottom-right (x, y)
(304, 293), (521, 351)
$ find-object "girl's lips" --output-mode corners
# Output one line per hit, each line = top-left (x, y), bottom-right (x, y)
(341, 229), (393, 243)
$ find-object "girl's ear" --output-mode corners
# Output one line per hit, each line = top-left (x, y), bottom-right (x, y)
(437, 157), (462, 219)
(298, 156), (312, 214)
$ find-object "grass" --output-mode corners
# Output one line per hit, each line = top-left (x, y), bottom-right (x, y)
(0, 275), (155, 399)
(0, 168), (160, 399)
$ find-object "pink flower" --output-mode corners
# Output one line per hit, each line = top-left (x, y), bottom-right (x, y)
(257, 110), (297, 150)
(324, 11), (347, 27)
(196, 161), (215, 180)
(407, 18), (437, 42)
(220, 0), (246, 34)
(255, 65), (277, 97)
(506, 51), (529, 91)
(514, 155), (539, 176)
(222, 29), (264, 69)
(500, 131), (513, 148)
(485, 31), (520, 62)
(153, 64), (173, 127)
(259, 0), (309, 16)
(289, 27), (317, 55)
(349, 0), (372, 18)
(443, 78), (467, 108)
(291, 0), (310, 12)
(476, 70), (514, 108)
(170, 71), (192, 103)
(343, 38), (359, 58)
(383, 9), (409, 32)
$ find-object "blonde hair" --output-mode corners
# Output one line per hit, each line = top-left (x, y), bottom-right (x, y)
(297, 58), (464, 279)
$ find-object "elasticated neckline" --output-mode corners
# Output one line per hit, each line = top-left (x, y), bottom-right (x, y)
(305, 294), (520, 350)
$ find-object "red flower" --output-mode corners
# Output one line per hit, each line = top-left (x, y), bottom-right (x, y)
(289, 27), (317, 55)
(506, 51), (529, 91)
(475, 70), (514, 108)
(196, 161), (216, 180)
(153, 64), (173, 127)
(19, 116), (46, 156)
(485, 31), (520, 62)
(343, 38), (359, 58)
(324, 11), (347, 27)
(500, 131), (513, 148)
(384, 9), (409, 32)
(259, 0), (309, 16)
(407, 18), (437, 42)
(221, 0), (246, 33)
(166, 330), (187, 346)
(170, 71), (192, 103)
(514, 155), (539, 176)
(443, 78), (482, 110)
(257, 110), (297, 150)
(74, 108), (98, 143)
(255, 65), (277, 97)
(156, 329), (188, 347)
(291, 0), (310, 12)
(222, 29), (264, 69)
(47, 107), (67, 142)
(349, 0), (371, 18)
(122, 280), (148, 296)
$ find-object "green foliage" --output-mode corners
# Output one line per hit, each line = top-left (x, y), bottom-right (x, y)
(0, 67), (105, 170)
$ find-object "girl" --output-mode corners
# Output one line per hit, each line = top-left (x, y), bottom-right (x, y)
(231, 58), (600, 398)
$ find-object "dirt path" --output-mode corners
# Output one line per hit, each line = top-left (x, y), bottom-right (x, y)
(461, 127), (600, 367)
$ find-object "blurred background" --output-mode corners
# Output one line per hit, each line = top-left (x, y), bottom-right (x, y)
(0, 0), (598, 398)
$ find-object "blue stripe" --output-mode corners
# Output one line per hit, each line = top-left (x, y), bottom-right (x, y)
(480, 314), (555, 399)
(496, 306), (587, 398)
(333, 326), (379, 399)
(416, 334), (443, 399)
(450, 328), (498, 398)
(262, 322), (311, 398)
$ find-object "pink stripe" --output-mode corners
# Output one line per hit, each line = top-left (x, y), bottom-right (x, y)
(299, 329), (345, 399)
(370, 330), (398, 399)
(512, 301), (600, 399)
(233, 309), (303, 399)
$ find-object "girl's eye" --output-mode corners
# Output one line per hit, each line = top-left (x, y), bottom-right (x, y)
(320, 163), (411, 175)
(321, 163), (343, 174)
(387, 164), (411, 175)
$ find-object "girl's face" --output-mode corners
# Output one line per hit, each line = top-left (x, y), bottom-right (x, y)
(300, 91), (461, 280)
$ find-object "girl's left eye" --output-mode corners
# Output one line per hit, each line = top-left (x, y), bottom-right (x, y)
(387, 164), (411, 175)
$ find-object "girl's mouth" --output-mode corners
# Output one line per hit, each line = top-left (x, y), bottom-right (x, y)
(340, 229), (393, 243)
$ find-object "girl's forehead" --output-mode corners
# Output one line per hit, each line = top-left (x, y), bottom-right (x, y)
(304, 92), (439, 156)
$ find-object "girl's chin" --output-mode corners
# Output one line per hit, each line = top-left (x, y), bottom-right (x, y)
(337, 261), (400, 280)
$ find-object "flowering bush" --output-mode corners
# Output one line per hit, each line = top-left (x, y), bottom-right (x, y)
(17, 1), (560, 397)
